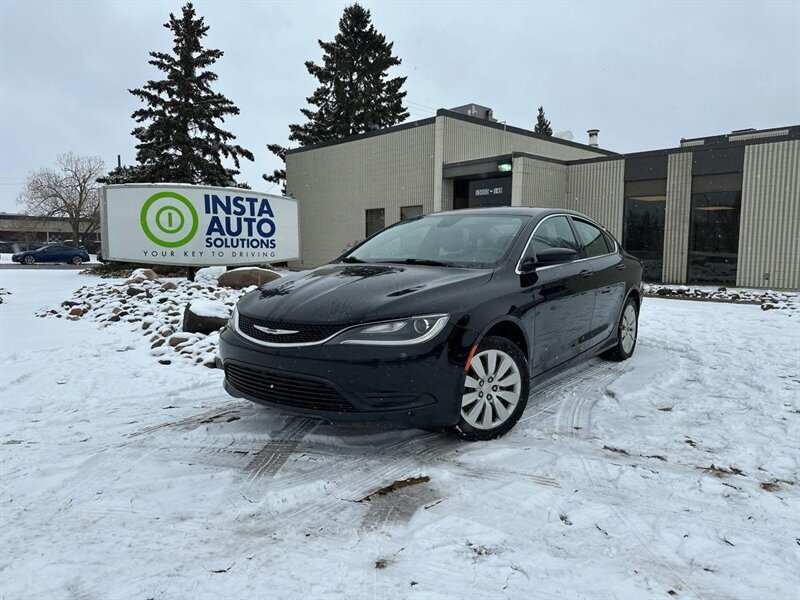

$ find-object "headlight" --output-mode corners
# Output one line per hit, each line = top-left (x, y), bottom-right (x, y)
(228, 304), (238, 329)
(333, 314), (449, 345)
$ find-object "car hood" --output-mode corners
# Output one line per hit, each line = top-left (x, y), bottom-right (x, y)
(237, 263), (493, 324)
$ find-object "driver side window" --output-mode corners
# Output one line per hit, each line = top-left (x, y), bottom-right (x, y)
(530, 216), (579, 257)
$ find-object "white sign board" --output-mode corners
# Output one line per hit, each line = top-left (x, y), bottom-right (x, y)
(101, 184), (299, 266)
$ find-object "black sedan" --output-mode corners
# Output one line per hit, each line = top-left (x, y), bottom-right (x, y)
(219, 208), (643, 440)
(11, 245), (90, 265)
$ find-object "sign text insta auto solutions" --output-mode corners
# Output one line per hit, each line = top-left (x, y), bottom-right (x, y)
(102, 184), (300, 266)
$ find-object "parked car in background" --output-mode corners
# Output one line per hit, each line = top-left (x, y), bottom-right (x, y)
(220, 207), (644, 441)
(11, 245), (90, 265)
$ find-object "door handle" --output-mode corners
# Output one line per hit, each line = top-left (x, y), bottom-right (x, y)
(615, 263), (626, 271)
(579, 269), (592, 278)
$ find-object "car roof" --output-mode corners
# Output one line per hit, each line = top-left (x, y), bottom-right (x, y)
(430, 206), (586, 219)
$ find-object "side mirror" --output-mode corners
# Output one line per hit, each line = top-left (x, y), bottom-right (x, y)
(534, 247), (579, 266)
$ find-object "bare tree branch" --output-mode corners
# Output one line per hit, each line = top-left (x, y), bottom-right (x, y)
(17, 152), (105, 246)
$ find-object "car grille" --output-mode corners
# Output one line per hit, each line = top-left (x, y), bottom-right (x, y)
(237, 313), (345, 345)
(225, 363), (354, 412)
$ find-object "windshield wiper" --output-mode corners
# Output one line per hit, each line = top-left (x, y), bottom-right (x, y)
(340, 256), (365, 263)
(386, 258), (459, 268)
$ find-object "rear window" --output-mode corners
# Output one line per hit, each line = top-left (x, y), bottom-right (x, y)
(572, 219), (610, 258)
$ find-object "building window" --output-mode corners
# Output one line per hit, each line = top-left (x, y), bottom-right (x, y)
(688, 188), (742, 285)
(365, 208), (385, 238)
(623, 178), (667, 282)
(400, 205), (423, 221)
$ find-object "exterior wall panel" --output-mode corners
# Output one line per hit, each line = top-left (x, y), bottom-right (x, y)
(286, 123), (435, 267)
(515, 157), (568, 208)
(566, 160), (625, 237)
(442, 117), (606, 163)
(662, 152), (692, 284)
(738, 140), (800, 289)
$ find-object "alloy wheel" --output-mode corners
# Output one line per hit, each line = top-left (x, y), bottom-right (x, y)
(461, 349), (522, 430)
(72, 256), (83, 265)
(23, 256), (35, 265)
(621, 304), (637, 354)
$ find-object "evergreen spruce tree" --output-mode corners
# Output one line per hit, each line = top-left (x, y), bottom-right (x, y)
(265, 3), (408, 192)
(534, 106), (553, 136)
(129, 3), (253, 186)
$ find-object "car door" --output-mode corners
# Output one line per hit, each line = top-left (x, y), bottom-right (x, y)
(570, 218), (625, 346)
(519, 215), (596, 375)
(38, 246), (57, 262)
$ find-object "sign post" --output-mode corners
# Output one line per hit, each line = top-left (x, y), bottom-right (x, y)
(101, 184), (300, 267)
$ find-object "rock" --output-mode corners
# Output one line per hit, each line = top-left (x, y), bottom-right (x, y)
(151, 339), (165, 349)
(168, 333), (195, 347)
(182, 300), (228, 335)
(107, 315), (121, 322)
(126, 268), (158, 284)
(656, 288), (670, 296)
(68, 307), (84, 317)
(126, 287), (144, 297)
(62, 300), (81, 308)
(217, 267), (281, 289)
(158, 359), (171, 365)
(761, 303), (775, 311)
(161, 281), (178, 291)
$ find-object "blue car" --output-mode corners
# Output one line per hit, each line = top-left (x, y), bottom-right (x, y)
(11, 245), (90, 265)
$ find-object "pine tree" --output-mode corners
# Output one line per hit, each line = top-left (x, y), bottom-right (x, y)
(264, 3), (408, 192)
(129, 3), (253, 187)
(534, 106), (553, 136)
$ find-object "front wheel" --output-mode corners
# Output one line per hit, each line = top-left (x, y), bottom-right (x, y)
(71, 255), (83, 265)
(450, 336), (530, 441)
(603, 297), (638, 361)
(23, 255), (35, 265)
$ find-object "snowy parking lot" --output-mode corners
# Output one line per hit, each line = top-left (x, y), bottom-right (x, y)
(1, 269), (798, 599)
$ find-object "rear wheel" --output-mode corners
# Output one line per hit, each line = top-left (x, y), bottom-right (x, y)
(603, 297), (638, 361)
(71, 255), (83, 265)
(23, 255), (35, 265)
(450, 336), (530, 441)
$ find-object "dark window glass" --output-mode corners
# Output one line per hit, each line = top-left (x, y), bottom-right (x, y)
(365, 208), (385, 238)
(625, 178), (667, 198)
(530, 216), (579, 256)
(623, 177), (667, 282)
(347, 214), (526, 268)
(691, 172), (743, 193)
(572, 219), (610, 258)
(624, 155), (668, 181)
(400, 205), (423, 221)
(687, 191), (741, 285)
(692, 147), (745, 176)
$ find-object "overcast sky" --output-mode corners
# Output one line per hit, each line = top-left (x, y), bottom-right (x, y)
(1, 0), (798, 212)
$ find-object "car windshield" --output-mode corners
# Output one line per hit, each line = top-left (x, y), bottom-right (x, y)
(36, 246), (52, 251)
(343, 214), (527, 268)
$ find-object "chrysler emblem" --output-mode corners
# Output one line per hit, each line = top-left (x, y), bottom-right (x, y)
(253, 325), (300, 336)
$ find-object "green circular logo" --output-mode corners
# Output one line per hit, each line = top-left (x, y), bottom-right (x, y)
(140, 191), (198, 248)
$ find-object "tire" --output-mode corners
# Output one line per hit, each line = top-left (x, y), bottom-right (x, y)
(23, 255), (35, 265)
(603, 297), (638, 361)
(71, 255), (83, 265)
(450, 336), (530, 441)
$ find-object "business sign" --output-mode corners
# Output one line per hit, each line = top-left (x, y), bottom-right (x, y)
(468, 177), (512, 207)
(101, 184), (299, 266)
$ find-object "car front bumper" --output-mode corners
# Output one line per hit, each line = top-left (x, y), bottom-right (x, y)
(218, 325), (467, 428)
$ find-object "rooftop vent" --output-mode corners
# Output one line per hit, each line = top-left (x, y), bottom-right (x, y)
(587, 129), (600, 147)
(449, 103), (496, 121)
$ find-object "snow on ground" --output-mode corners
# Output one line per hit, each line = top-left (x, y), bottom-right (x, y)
(1, 269), (799, 599)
